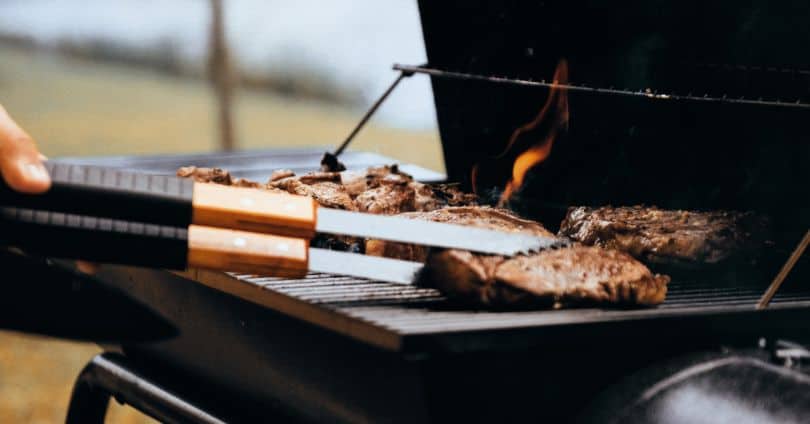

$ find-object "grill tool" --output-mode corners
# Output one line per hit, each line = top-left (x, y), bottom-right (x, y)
(0, 163), (563, 283)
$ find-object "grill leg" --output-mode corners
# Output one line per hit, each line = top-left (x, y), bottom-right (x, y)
(65, 372), (109, 424)
(65, 353), (225, 424)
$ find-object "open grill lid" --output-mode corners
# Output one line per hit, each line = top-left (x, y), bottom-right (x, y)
(415, 0), (810, 250)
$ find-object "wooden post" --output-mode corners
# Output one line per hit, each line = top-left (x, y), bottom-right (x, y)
(208, 0), (236, 151)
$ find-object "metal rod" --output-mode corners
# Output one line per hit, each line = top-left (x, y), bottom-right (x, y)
(757, 229), (810, 309)
(67, 353), (226, 424)
(333, 71), (411, 156)
(394, 64), (810, 110)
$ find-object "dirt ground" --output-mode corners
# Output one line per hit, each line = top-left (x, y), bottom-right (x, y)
(0, 45), (443, 423)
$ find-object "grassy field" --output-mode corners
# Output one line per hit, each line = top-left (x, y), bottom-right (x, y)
(0, 46), (444, 170)
(0, 45), (443, 423)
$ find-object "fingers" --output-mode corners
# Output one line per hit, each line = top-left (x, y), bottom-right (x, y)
(76, 260), (100, 275)
(0, 104), (50, 193)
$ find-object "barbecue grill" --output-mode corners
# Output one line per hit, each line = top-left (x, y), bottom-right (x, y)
(6, 1), (810, 422)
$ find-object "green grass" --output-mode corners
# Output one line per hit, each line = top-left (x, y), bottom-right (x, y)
(0, 45), (445, 172)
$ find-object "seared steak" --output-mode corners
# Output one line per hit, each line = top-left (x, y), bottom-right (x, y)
(177, 165), (478, 252)
(270, 176), (357, 210)
(355, 183), (416, 214)
(178, 166), (670, 308)
(425, 246), (669, 308)
(559, 206), (767, 265)
(180, 165), (477, 214)
(366, 206), (553, 262)
(176, 166), (262, 188)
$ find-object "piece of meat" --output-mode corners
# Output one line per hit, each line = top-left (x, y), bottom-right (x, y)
(558, 206), (768, 265)
(270, 176), (357, 210)
(426, 184), (479, 208)
(177, 166), (233, 185)
(339, 170), (369, 196)
(365, 164), (411, 186)
(366, 206), (553, 262)
(424, 246), (669, 308)
(354, 182), (416, 214)
(266, 166), (422, 212)
(176, 166), (264, 188)
(270, 169), (295, 182)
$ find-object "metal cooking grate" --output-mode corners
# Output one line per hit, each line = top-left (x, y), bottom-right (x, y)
(215, 271), (810, 349)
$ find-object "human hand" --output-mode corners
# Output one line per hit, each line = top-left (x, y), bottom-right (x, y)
(0, 104), (98, 273)
(0, 103), (50, 193)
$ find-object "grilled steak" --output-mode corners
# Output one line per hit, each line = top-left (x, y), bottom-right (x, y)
(177, 165), (478, 252)
(425, 246), (669, 308)
(270, 176), (358, 210)
(559, 206), (768, 265)
(366, 206), (553, 262)
(176, 166), (263, 188)
(177, 166), (669, 308)
(180, 165), (477, 214)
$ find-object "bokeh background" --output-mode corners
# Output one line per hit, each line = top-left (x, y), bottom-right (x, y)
(0, 1), (442, 422)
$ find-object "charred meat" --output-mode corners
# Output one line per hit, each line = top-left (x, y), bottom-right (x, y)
(270, 175), (357, 210)
(180, 165), (478, 214)
(425, 246), (669, 308)
(366, 206), (553, 262)
(176, 166), (262, 188)
(177, 166), (670, 309)
(559, 206), (768, 265)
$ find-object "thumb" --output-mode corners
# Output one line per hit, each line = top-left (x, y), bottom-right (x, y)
(0, 104), (50, 193)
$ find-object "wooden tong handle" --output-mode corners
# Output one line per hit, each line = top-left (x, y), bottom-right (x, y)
(0, 207), (309, 277)
(187, 225), (309, 278)
(191, 183), (318, 239)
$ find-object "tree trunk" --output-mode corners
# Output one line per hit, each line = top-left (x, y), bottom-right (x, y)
(208, 0), (236, 151)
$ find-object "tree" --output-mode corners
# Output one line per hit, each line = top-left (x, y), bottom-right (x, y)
(208, 0), (236, 150)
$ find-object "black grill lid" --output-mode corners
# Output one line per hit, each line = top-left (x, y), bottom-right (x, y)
(417, 0), (810, 246)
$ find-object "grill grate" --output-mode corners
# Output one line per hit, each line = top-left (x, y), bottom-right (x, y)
(211, 270), (810, 350)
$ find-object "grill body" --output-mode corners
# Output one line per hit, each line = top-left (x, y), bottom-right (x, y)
(96, 265), (810, 423)
(69, 149), (810, 422)
(56, 3), (810, 420)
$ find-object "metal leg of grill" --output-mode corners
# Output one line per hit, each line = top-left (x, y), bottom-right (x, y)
(65, 353), (226, 424)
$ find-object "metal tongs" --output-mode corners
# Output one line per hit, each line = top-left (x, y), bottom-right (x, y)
(0, 163), (565, 284)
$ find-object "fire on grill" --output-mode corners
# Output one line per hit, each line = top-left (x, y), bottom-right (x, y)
(177, 163), (673, 308)
(173, 59), (685, 309)
(170, 53), (802, 311)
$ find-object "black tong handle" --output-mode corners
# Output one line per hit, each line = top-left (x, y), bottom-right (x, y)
(0, 163), (192, 268)
(0, 162), (194, 227)
(0, 206), (189, 269)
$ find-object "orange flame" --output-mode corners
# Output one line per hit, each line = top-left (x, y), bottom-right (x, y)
(497, 59), (569, 206)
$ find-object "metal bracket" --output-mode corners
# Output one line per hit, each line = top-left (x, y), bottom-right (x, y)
(770, 340), (810, 372)
(330, 67), (416, 158)
(757, 229), (810, 309)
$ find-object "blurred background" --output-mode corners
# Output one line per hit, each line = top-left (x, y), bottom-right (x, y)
(0, 1), (442, 422)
